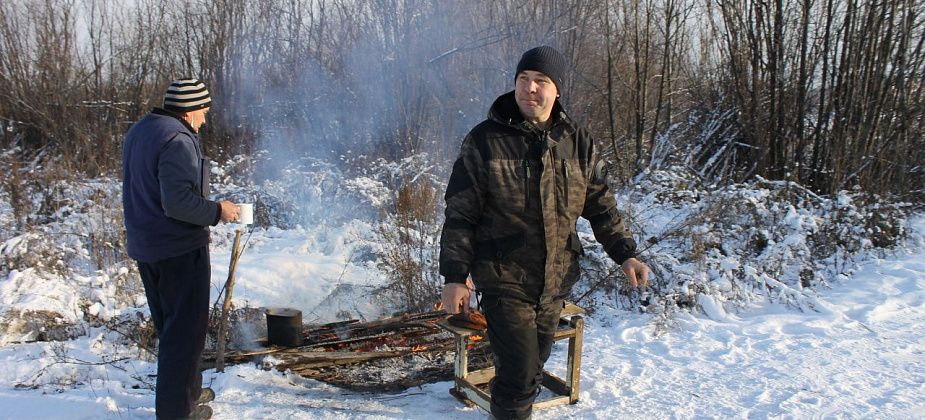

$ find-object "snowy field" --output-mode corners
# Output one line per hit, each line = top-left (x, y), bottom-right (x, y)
(0, 212), (923, 419)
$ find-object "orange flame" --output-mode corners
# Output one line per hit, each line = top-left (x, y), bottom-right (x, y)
(469, 335), (483, 342)
(411, 344), (428, 352)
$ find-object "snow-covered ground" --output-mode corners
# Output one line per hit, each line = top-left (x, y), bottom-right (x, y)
(1, 211), (923, 419)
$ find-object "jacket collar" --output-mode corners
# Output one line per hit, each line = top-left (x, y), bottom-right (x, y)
(152, 107), (197, 134)
(487, 91), (571, 133)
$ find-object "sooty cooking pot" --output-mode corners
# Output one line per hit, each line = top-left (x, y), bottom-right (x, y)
(265, 307), (303, 347)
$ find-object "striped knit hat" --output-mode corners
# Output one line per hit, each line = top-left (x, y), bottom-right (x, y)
(163, 78), (211, 112)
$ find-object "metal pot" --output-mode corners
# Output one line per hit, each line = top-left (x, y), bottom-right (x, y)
(265, 307), (303, 347)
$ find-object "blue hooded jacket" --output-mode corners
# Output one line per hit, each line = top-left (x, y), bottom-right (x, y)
(122, 108), (220, 263)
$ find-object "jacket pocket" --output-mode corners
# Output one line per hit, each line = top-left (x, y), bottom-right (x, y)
(488, 160), (525, 213)
(480, 232), (525, 285)
(475, 231), (526, 262)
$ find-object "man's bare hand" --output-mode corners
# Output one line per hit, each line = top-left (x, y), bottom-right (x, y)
(621, 258), (650, 289)
(219, 200), (240, 223)
(440, 278), (473, 314)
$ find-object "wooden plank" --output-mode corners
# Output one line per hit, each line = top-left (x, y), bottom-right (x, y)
(466, 367), (495, 385)
(561, 302), (586, 317)
(301, 330), (396, 349)
(455, 378), (492, 412)
(567, 315), (584, 404)
(552, 303), (585, 340)
(448, 387), (476, 408)
(541, 370), (569, 396)
(274, 350), (405, 370)
(454, 335), (468, 379)
(533, 395), (570, 410)
(553, 327), (577, 340)
(437, 319), (478, 337)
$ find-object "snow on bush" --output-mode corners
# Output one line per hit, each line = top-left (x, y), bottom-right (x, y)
(572, 166), (911, 322)
(0, 178), (141, 344)
(0, 154), (913, 347)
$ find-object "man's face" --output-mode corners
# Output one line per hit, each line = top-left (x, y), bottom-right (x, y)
(515, 70), (558, 125)
(187, 107), (210, 133)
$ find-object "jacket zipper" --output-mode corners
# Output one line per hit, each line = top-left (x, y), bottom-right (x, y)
(545, 131), (558, 211)
(562, 160), (569, 208)
(523, 159), (531, 211)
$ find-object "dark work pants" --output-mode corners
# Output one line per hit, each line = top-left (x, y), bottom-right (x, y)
(482, 295), (563, 420)
(137, 246), (211, 419)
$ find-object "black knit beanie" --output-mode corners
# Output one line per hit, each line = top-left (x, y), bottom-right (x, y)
(163, 78), (211, 112)
(515, 46), (568, 93)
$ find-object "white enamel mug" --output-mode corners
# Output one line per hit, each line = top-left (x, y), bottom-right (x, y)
(239, 203), (254, 225)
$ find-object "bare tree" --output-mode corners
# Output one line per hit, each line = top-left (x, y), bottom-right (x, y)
(0, 0), (921, 200)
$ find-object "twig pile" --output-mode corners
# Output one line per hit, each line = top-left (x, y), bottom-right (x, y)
(204, 310), (492, 392)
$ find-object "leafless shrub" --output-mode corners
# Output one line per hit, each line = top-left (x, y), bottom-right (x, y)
(98, 311), (157, 360)
(84, 184), (128, 271)
(0, 152), (29, 231)
(376, 177), (442, 313)
(1, 231), (68, 276)
(0, 309), (85, 344)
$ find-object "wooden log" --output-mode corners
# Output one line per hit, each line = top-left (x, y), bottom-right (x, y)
(304, 310), (445, 338)
(275, 350), (406, 369)
(204, 309), (491, 376)
(216, 229), (243, 373)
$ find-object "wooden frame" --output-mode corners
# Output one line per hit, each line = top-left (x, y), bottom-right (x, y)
(438, 303), (585, 413)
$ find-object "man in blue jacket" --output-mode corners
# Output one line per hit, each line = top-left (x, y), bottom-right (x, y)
(122, 78), (239, 419)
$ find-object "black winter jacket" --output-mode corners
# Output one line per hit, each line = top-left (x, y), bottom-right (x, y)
(439, 92), (637, 304)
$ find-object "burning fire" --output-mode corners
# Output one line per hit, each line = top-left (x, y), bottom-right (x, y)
(411, 344), (428, 352)
(469, 335), (483, 342)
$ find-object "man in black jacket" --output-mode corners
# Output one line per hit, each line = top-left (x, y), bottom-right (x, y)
(439, 46), (650, 420)
(122, 78), (239, 419)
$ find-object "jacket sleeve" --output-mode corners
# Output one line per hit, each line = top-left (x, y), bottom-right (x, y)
(158, 133), (220, 227)
(581, 137), (637, 264)
(439, 134), (486, 284)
